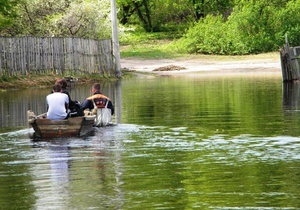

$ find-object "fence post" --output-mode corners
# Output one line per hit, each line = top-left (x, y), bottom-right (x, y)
(280, 36), (300, 82)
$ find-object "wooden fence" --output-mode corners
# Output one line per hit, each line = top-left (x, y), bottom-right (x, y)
(280, 37), (300, 82)
(0, 36), (116, 76)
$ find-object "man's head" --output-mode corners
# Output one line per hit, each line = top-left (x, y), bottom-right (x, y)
(56, 78), (67, 89)
(92, 83), (101, 93)
(52, 83), (62, 93)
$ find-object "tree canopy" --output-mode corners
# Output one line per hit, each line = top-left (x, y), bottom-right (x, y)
(0, 0), (20, 29)
(0, 0), (299, 54)
(176, 0), (300, 54)
(1, 0), (111, 39)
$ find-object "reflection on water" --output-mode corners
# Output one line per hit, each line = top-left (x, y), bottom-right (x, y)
(0, 80), (122, 132)
(31, 140), (71, 209)
(1, 73), (300, 209)
(283, 82), (300, 110)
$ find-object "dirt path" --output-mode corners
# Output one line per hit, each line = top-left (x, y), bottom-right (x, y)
(121, 55), (281, 77)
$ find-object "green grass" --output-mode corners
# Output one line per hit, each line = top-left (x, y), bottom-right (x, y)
(120, 31), (186, 59)
(119, 30), (279, 60)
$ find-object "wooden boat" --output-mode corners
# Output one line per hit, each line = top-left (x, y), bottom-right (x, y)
(27, 111), (96, 138)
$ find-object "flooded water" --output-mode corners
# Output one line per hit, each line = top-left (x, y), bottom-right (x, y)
(1, 71), (300, 209)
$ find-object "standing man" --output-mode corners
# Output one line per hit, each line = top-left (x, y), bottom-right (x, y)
(47, 83), (69, 120)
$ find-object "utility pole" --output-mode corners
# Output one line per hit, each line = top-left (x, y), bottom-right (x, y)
(111, 0), (122, 77)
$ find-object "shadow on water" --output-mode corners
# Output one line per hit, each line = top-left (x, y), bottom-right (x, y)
(282, 82), (300, 110)
(282, 82), (300, 136)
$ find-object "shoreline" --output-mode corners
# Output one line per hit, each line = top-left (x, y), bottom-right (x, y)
(0, 54), (283, 89)
(120, 54), (282, 77)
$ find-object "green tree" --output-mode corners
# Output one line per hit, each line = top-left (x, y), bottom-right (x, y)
(47, 0), (111, 39)
(117, 0), (234, 32)
(178, 0), (298, 55)
(275, 0), (300, 46)
(1, 0), (111, 39)
(0, 0), (20, 30)
(117, 0), (193, 32)
(190, 0), (234, 20)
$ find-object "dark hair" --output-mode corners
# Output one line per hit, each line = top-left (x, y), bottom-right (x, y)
(53, 83), (62, 92)
(92, 83), (101, 91)
(56, 78), (67, 89)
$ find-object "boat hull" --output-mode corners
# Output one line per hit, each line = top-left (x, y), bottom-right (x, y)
(29, 116), (95, 138)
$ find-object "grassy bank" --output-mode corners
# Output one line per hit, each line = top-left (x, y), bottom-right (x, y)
(0, 73), (118, 90)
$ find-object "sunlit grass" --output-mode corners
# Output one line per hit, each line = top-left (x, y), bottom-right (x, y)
(119, 30), (279, 60)
(120, 42), (185, 59)
(119, 30), (186, 59)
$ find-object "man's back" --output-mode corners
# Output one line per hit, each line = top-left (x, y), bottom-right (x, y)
(47, 92), (69, 120)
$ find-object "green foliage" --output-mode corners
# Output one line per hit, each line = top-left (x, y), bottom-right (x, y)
(189, 0), (234, 20)
(275, 0), (300, 46)
(225, 1), (278, 54)
(1, 0), (111, 39)
(177, 15), (231, 54)
(0, 0), (20, 30)
(2, 0), (300, 55)
(117, 0), (194, 32)
(0, 75), (9, 82)
(47, 0), (111, 39)
(119, 31), (185, 59)
(177, 0), (300, 55)
(117, 0), (235, 32)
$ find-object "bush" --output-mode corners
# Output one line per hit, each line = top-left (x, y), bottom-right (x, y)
(176, 0), (300, 55)
(177, 15), (231, 55)
(275, 0), (300, 46)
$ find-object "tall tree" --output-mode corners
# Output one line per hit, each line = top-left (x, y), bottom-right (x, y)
(117, 0), (194, 32)
(191, 0), (234, 20)
(117, 0), (235, 32)
(117, 0), (154, 32)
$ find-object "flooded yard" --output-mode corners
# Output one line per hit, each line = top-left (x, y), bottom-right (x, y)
(1, 70), (300, 209)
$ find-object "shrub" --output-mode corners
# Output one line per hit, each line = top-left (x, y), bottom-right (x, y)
(177, 14), (231, 54)
(176, 0), (300, 55)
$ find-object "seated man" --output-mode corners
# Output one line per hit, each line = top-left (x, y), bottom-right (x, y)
(81, 83), (114, 126)
(46, 83), (69, 120)
(55, 78), (84, 117)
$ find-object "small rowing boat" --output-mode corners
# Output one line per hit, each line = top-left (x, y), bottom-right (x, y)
(27, 110), (96, 138)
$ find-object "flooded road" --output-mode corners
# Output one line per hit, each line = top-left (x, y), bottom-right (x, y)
(1, 72), (300, 209)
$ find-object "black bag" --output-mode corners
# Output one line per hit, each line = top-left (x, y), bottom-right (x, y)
(69, 101), (84, 117)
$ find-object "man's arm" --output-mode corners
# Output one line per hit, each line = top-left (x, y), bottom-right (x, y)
(81, 99), (93, 110)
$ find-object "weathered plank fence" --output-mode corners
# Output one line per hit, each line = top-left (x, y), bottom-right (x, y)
(0, 36), (116, 76)
(280, 38), (300, 82)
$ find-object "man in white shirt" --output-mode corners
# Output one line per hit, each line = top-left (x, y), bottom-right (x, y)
(46, 83), (69, 120)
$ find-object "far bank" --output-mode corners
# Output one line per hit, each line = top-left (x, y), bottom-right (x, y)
(120, 52), (281, 76)
(0, 52), (283, 90)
